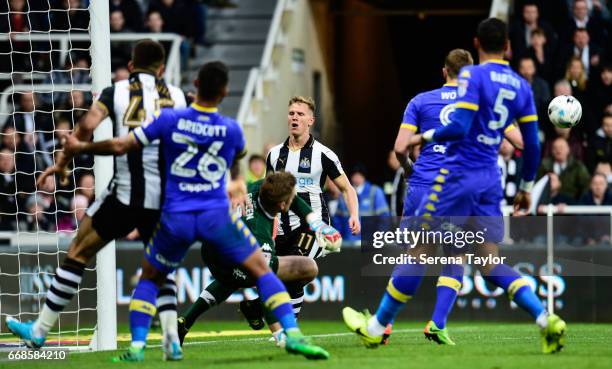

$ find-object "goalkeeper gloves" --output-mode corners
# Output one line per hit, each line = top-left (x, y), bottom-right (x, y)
(306, 213), (342, 254)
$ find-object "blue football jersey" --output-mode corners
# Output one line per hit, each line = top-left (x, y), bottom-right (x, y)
(133, 103), (245, 213)
(401, 83), (457, 186)
(445, 59), (536, 170)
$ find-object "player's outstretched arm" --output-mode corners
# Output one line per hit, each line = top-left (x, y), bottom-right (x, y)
(63, 132), (140, 156)
(333, 174), (361, 235)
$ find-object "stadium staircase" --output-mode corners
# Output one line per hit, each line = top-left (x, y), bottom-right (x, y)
(184, 0), (278, 118)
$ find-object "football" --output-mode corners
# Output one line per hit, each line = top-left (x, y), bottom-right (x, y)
(548, 95), (582, 128)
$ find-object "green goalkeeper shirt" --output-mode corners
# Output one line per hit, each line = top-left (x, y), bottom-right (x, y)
(243, 179), (313, 256)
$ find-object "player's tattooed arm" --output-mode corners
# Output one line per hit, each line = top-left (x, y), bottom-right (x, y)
(62, 132), (139, 156)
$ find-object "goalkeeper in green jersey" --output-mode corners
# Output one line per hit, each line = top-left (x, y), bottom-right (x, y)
(178, 172), (342, 345)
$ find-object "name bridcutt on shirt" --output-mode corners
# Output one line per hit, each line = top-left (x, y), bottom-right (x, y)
(372, 253), (507, 267)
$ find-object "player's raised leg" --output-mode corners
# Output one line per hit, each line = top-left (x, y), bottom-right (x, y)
(6, 216), (105, 349)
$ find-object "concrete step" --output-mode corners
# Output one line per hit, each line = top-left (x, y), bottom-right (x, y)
(207, 0), (277, 19)
(193, 43), (263, 68)
(207, 18), (271, 43)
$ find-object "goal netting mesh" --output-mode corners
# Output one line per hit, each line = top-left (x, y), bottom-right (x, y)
(0, 0), (99, 349)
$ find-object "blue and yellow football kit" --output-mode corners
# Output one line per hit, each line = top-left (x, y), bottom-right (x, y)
(401, 83), (457, 215)
(416, 59), (540, 242)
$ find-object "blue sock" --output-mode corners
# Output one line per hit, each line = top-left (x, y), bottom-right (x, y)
(129, 279), (159, 346)
(375, 263), (426, 326)
(486, 264), (545, 319)
(431, 264), (463, 329)
(256, 272), (298, 332)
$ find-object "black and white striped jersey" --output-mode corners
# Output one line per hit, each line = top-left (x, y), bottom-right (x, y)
(95, 71), (186, 210)
(266, 135), (344, 235)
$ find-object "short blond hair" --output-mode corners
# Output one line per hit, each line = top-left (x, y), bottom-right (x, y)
(288, 96), (315, 114)
(445, 49), (474, 79)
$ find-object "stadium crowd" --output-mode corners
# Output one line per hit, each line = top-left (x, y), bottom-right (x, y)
(0, 0), (611, 244)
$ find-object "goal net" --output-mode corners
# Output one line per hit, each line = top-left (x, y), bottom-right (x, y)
(0, 0), (115, 351)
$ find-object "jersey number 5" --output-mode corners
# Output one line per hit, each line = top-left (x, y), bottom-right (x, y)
(488, 88), (516, 130)
(170, 132), (227, 185)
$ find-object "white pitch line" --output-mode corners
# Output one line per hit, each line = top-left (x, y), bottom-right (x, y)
(72, 326), (481, 353)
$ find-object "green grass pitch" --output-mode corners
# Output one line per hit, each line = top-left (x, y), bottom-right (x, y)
(2, 321), (611, 369)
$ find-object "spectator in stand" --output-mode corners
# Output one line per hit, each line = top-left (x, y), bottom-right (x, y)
(40, 56), (92, 107)
(563, 0), (608, 46)
(0, 148), (17, 230)
(76, 173), (95, 205)
(21, 175), (57, 232)
(148, 0), (205, 65)
(145, 10), (173, 54)
(594, 161), (612, 183)
(59, 89), (90, 123)
(109, 0), (144, 32)
(12, 92), (54, 172)
(246, 154), (266, 184)
(523, 28), (557, 84)
(498, 138), (523, 206)
(580, 173), (612, 204)
(510, 2), (558, 61)
(561, 28), (602, 78)
(537, 172), (574, 214)
(334, 164), (389, 243)
(51, 0), (89, 31)
(587, 113), (612, 172)
(538, 137), (591, 200)
(109, 10), (133, 70)
(563, 57), (599, 133)
(544, 126), (586, 160)
(588, 64), (612, 124)
(579, 173), (612, 244)
(518, 56), (551, 120)
(0, 0), (35, 75)
(564, 57), (588, 91)
(113, 66), (130, 82)
(383, 150), (405, 216)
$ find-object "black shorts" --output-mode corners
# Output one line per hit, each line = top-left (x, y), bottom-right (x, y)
(275, 224), (323, 259)
(201, 242), (279, 289)
(87, 192), (160, 244)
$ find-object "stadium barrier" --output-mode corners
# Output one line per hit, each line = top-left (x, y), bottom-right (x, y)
(0, 33), (183, 87)
(1, 238), (611, 324)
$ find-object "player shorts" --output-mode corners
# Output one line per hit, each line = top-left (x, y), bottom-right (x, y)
(415, 166), (504, 243)
(402, 183), (431, 216)
(275, 223), (323, 259)
(202, 242), (279, 289)
(87, 190), (160, 244)
(145, 207), (259, 274)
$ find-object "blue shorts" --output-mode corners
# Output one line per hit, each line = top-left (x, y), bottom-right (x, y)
(145, 207), (258, 274)
(415, 167), (504, 243)
(402, 183), (431, 216)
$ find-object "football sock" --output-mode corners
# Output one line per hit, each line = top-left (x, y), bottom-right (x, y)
(431, 264), (463, 329)
(157, 274), (178, 341)
(33, 257), (85, 338)
(129, 279), (159, 347)
(285, 281), (305, 318)
(183, 280), (235, 329)
(256, 272), (299, 334)
(373, 262), (426, 332)
(486, 264), (545, 320)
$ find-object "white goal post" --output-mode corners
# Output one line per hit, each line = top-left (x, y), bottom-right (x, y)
(89, 0), (116, 352)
